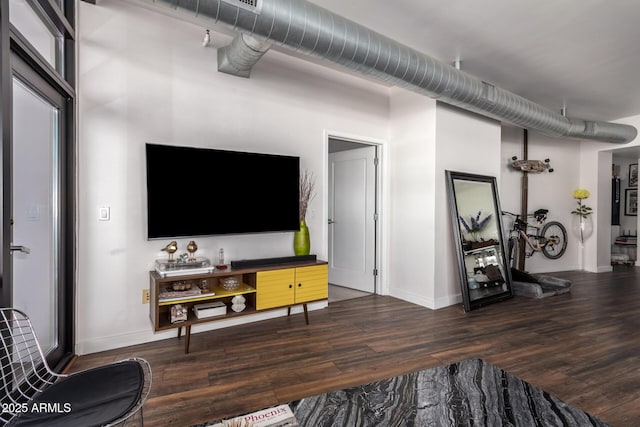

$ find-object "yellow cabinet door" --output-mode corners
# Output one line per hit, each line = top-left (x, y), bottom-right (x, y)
(256, 268), (295, 310)
(294, 265), (328, 303)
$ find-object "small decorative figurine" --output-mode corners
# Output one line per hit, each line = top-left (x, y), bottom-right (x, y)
(231, 295), (246, 305)
(231, 295), (246, 312)
(187, 240), (198, 261)
(231, 303), (246, 313)
(170, 304), (188, 323)
(161, 241), (178, 262)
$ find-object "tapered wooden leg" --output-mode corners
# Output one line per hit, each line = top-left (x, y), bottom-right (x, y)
(287, 307), (291, 316)
(177, 327), (182, 338)
(303, 304), (309, 325)
(184, 325), (191, 354)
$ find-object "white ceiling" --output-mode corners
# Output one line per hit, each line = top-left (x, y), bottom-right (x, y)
(307, 0), (640, 123)
(131, 0), (640, 153)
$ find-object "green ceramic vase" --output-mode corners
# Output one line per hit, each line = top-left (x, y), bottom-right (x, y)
(293, 220), (310, 256)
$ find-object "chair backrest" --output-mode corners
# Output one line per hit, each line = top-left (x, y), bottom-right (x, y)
(0, 308), (59, 424)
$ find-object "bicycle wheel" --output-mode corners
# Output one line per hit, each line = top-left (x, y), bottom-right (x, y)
(541, 221), (567, 259)
(507, 235), (520, 269)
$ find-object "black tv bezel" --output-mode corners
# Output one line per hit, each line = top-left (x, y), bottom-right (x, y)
(145, 143), (300, 239)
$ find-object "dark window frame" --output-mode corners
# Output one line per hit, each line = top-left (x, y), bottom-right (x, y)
(0, 0), (76, 371)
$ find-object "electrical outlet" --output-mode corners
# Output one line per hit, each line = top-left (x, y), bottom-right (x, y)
(142, 289), (150, 304)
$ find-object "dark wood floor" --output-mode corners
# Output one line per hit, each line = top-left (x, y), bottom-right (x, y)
(70, 268), (640, 426)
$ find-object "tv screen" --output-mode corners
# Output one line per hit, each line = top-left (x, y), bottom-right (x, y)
(145, 143), (300, 238)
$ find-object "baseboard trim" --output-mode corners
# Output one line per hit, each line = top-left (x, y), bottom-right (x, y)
(389, 288), (465, 310)
(76, 301), (328, 355)
(389, 288), (435, 309)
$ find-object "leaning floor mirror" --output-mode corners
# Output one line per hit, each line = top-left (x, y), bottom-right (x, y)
(445, 171), (513, 312)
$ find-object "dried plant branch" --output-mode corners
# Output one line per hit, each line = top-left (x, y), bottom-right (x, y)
(299, 169), (316, 221)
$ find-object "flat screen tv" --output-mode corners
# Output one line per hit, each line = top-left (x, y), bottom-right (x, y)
(145, 143), (300, 238)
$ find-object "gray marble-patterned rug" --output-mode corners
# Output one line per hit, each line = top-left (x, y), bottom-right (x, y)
(196, 359), (610, 427)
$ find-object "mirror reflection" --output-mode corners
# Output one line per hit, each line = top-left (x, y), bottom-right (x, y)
(446, 171), (513, 311)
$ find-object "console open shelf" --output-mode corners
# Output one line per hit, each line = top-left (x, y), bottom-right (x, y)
(149, 259), (328, 353)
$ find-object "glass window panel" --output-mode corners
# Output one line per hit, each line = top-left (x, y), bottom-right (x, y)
(12, 77), (60, 354)
(9, 0), (64, 73)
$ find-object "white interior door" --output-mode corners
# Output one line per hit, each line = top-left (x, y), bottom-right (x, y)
(328, 145), (376, 292)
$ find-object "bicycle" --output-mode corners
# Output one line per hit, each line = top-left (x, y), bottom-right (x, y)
(502, 209), (567, 268)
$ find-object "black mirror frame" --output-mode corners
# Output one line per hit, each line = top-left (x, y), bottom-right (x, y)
(445, 170), (513, 312)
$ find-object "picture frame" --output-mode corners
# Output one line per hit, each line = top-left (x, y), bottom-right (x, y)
(625, 188), (638, 216)
(629, 163), (638, 187)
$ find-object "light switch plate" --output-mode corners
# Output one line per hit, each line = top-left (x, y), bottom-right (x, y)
(99, 206), (110, 221)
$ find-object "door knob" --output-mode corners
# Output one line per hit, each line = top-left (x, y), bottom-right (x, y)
(328, 219), (335, 224)
(10, 245), (31, 254)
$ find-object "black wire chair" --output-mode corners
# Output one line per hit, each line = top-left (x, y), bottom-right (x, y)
(0, 308), (152, 426)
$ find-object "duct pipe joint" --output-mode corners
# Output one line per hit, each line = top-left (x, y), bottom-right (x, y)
(565, 118), (637, 144)
(218, 33), (271, 78)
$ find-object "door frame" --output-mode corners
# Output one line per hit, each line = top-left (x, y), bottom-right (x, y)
(10, 52), (73, 367)
(323, 130), (389, 296)
(0, 0), (76, 371)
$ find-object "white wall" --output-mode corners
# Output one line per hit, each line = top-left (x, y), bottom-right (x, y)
(576, 147), (610, 271)
(596, 151), (614, 271)
(386, 97), (503, 309)
(434, 104), (502, 305)
(77, 0), (390, 354)
(77, 0), (632, 354)
(500, 126), (582, 272)
(579, 114), (640, 268)
(387, 88), (437, 308)
(505, 112), (640, 273)
(434, 103), (501, 308)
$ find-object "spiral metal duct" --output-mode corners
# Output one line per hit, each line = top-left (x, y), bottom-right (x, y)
(147, 0), (637, 144)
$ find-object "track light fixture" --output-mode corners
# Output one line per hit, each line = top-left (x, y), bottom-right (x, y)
(202, 29), (211, 47)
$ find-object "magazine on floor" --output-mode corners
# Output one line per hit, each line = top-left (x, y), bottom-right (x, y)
(211, 404), (298, 427)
